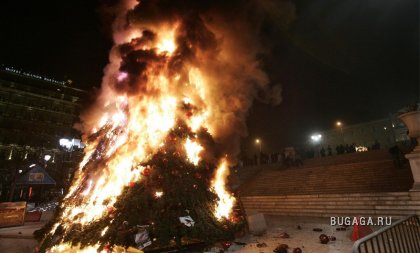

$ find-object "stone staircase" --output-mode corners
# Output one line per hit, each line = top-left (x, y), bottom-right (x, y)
(237, 151), (416, 218)
(301, 150), (393, 168)
(240, 192), (420, 219)
(239, 160), (412, 196)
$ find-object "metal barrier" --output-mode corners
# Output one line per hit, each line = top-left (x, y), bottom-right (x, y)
(352, 215), (420, 253)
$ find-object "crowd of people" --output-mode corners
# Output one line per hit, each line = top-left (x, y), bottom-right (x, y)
(320, 144), (357, 157)
(240, 147), (303, 168)
(240, 140), (388, 168)
(306, 140), (382, 158)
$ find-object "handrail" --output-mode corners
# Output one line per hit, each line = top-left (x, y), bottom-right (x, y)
(352, 214), (420, 253)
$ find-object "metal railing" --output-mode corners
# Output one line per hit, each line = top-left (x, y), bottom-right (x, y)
(353, 215), (420, 253)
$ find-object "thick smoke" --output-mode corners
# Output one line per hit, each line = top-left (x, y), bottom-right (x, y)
(82, 0), (295, 162)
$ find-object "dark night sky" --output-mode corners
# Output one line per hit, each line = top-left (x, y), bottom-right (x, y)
(1, 0), (419, 152)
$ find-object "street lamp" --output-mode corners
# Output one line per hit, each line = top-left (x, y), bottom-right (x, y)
(255, 138), (262, 153)
(44, 155), (51, 161)
(310, 134), (322, 143)
(310, 134), (322, 158)
(336, 121), (344, 143)
(43, 154), (52, 169)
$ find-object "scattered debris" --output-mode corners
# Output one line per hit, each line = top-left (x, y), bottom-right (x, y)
(279, 232), (290, 238)
(293, 248), (302, 253)
(319, 234), (329, 244)
(273, 247), (287, 253)
(313, 228), (323, 232)
(257, 242), (268, 248)
(203, 247), (223, 253)
(336, 227), (347, 231)
(273, 243), (288, 253)
(297, 225), (302, 230)
(27, 201), (58, 212)
(278, 244), (288, 249)
(234, 241), (247, 245)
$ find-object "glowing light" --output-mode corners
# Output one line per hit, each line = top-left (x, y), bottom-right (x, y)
(98, 114), (109, 128)
(155, 191), (163, 198)
(48, 244), (101, 253)
(190, 113), (207, 132)
(156, 29), (177, 54)
(212, 159), (235, 220)
(158, 39), (176, 53)
(185, 139), (203, 165)
(311, 134), (322, 142)
(101, 226), (109, 237)
(183, 97), (192, 104)
(8, 149), (13, 160)
(356, 146), (368, 152)
(117, 72), (128, 82)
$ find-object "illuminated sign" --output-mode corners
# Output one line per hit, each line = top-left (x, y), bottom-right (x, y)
(28, 172), (45, 182)
(3, 67), (67, 86)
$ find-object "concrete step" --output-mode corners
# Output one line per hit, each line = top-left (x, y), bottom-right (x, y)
(242, 207), (420, 215)
(240, 192), (420, 218)
(257, 210), (411, 219)
(242, 204), (420, 211)
(241, 195), (418, 203)
(241, 191), (412, 198)
(239, 159), (413, 196)
(241, 200), (420, 206)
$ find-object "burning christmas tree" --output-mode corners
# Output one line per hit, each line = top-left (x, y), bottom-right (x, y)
(37, 0), (281, 252)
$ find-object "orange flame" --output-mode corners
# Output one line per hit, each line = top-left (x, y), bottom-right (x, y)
(46, 0), (247, 251)
(212, 159), (236, 219)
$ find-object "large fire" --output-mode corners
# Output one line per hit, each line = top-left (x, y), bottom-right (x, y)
(41, 0), (277, 250)
(43, 1), (242, 252)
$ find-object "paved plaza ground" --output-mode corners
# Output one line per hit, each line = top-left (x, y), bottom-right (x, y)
(0, 215), (377, 253)
(225, 215), (357, 253)
(0, 222), (45, 253)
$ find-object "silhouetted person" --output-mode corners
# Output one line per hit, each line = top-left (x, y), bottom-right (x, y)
(327, 145), (332, 156)
(320, 147), (326, 157)
(281, 151), (286, 165)
(340, 145), (344, 154)
(295, 151), (303, 166)
(389, 145), (402, 168)
(306, 149), (314, 158)
(345, 144), (351, 153)
(373, 140), (380, 150)
(350, 143), (356, 153)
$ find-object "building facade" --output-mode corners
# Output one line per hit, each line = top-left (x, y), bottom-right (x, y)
(311, 117), (410, 154)
(0, 66), (87, 201)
